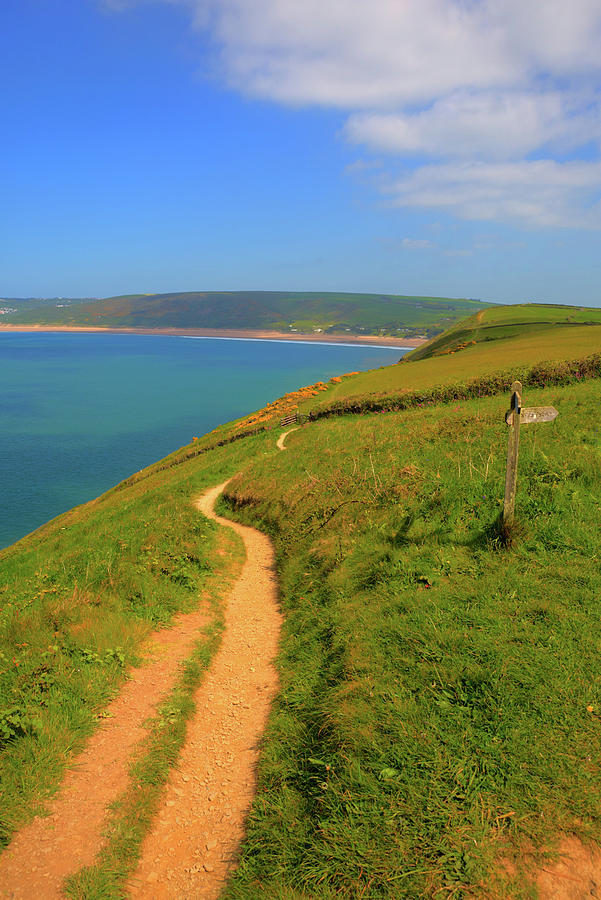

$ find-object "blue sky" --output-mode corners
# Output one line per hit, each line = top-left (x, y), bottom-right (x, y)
(2, 0), (601, 304)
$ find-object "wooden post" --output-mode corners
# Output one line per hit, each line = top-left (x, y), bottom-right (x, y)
(502, 384), (558, 529)
(503, 381), (522, 527)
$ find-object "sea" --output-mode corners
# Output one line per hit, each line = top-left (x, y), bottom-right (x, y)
(0, 331), (408, 549)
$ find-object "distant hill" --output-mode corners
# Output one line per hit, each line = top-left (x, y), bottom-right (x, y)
(0, 297), (98, 313)
(1, 291), (492, 338)
(404, 302), (601, 361)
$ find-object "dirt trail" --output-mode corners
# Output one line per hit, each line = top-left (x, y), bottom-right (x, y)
(0, 600), (217, 899)
(129, 482), (281, 899)
(276, 427), (297, 451)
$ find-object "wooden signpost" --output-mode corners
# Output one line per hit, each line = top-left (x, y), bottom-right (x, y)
(503, 381), (558, 526)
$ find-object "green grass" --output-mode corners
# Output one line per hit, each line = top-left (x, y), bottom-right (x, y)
(299, 321), (601, 415)
(2, 290), (491, 337)
(220, 378), (601, 897)
(0, 429), (272, 849)
(307, 352), (601, 425)
(406, 303), (601, 361)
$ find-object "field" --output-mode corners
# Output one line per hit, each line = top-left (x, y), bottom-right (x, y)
(2, 314), (601, 896)
(406, 303), (601, 361)
(1, 291), (490, 338)
(295, 320), (601, 414)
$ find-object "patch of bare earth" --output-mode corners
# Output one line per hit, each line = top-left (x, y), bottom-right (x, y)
(484, 837), (601, 899)
(128, 481), (281, 899)
(534, 837), (601, 899)
(0, 579), (225, 899)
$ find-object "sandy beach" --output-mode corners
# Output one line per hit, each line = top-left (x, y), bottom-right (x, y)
(0, 324), (425, 348)
(0, 323), (426, 349)
(0, 323), (425, 349)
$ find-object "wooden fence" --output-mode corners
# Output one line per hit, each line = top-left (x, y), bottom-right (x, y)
(279, 413), (307, 427)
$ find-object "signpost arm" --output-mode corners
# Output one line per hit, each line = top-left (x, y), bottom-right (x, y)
(503, 381), (522, 527)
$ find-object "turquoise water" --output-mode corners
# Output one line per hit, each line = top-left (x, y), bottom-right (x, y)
(0, 332), (406, 548)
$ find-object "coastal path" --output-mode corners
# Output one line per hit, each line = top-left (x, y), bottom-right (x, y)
(0, 430), (290, 898)
(128, 482), (281, 897)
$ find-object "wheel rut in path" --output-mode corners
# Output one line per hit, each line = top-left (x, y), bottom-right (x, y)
(129, 481), (282, 899)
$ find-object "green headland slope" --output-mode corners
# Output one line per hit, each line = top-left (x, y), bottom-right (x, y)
(2, 290), (490, 338)
(2, 311), (601, 897)
(406, 302), (601, 361)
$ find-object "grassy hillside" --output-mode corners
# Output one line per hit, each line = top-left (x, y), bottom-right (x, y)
(218, 318), (601, 436)
(406, 303), (601, 361)
(224, 376), (601, 899)
(2, 290), (490, 338)
(306, 321), (601, 413)
(0, 297), (98, 317)
(0, 298), (98, 309)
(2, 319), (601, 897)
(0, 433), (270, 848)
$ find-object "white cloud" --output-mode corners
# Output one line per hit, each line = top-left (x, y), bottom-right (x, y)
(400, 238), (435, 249)
(344, 92), (601, 161)
(387, 160), (601, 227)
(188, 0), (601, 108)
(198, 0), (515, 107)
(124, 0), (601, 227)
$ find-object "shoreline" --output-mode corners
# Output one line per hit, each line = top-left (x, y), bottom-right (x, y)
(0, 324), (426, 349)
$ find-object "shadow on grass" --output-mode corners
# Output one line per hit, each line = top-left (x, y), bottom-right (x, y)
(388, 511), (527, 553)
